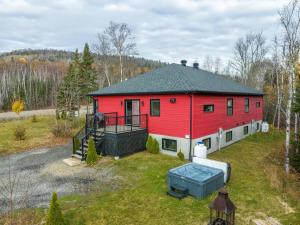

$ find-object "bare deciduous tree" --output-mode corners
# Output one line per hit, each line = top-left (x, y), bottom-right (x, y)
(93, 34), (113, 86)
(104, 21), (137, 82)
(0, 157), (38, 225)
(279, 0), (300, 173)
(231, 32), (268, 89)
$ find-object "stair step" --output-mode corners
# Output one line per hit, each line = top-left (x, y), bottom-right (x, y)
(171, 184), (188, 193)
(167, 189), (188, 200)
(167, 184), (188, 199)
(76, 150), (86, 155)
(72, 154), (82, 159)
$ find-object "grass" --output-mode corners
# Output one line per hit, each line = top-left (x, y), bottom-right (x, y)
(0, 116), (83, 156)
(56, 129), (299, 225)
(2, 129), (300, 224)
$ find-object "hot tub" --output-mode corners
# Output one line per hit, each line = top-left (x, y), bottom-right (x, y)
(167, 163), (224, 199)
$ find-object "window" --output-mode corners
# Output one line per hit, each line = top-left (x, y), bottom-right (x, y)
(162, 139), (177, 152)
(226, 131), (232, 142)
(202, 138), (211, 149)
(243, 126), (248, 135)
(203, 104), (214, 112)
(245, 98), (249, 113)
(227, 98), (233, 116)
(150, 99), (160, 116)
(256, 102), (261, 108)
(256, 123), (260, 131)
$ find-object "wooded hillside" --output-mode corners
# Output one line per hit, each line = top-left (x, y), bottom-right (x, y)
(0, 49), (165, 111)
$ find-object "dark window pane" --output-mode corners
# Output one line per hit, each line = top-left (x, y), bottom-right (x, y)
(256, 123), (260, 130)
(245, 98), (249, 113)
(243, 126), (248, 135)
(162, 139), (177, 152)
(256, 102), (261, 108)
(204, 104), (214, 112)
(226, 131), (232, 142)
(202, 138), (211, 149)
(227, 99), (233, 116)
(150, 99), (160, 116)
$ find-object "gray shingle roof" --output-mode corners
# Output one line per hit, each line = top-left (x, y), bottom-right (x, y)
(88, 64), (263, 96)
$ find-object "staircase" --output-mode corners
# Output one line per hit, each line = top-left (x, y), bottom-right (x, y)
(72, 129), (105, 161)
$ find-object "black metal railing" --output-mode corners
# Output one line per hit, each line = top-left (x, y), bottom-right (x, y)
(101, 114), (148, 133)
(72, 112), (118, 154)
(72, 112), (147, 158)
(72, 126), (86, 153)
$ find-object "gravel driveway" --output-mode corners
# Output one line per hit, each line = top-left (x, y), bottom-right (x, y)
(0, 145), (119, 212)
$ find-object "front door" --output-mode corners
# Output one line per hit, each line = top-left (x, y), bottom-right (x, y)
(125, 100), (140, 125)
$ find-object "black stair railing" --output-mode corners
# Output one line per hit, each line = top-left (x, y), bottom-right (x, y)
(72, 112), (118, 160)
(72, 126), (86, 153)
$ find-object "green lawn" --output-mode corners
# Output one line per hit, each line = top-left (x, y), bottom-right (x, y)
(2, 129), (300, 224)
(55, 129), (300, 225)
(0, 116), (82, 156)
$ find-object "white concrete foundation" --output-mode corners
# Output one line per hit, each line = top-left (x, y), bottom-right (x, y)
(149, 120), (262, 159)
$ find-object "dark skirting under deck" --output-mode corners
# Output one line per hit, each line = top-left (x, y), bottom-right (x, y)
(99, 129), (148, 157)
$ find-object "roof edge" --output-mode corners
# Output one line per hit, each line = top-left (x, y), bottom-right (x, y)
(87, 90), (264, 97)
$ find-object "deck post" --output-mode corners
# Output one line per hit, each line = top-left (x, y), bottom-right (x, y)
(146, 114), (148, 130)
(131, 115), (133, 131)
(116, 117), (118, 133)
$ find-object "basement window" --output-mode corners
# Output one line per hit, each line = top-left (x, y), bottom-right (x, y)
(245, 98), (249, 113)
(203, 104), (214, 112)
(227, 98), (233, 116)
(162, 138), (177, 152)
(226, 131), (233, 142)
(150, 99), (160, 116)
(256, 123), (260, 131)
(202, 138), (211, 149)
(243, 126), (248, 135)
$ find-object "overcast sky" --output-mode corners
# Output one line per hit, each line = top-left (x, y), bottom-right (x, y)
(0, 0), (289, 64)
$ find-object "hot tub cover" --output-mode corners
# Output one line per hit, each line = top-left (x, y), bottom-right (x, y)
(169, 163), (223, 183)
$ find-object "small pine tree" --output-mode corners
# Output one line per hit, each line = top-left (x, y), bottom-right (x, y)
(56, 110), (60, 120)
(86, 137), (97, 166)
(146, 136), (153, 153)
(177, 150), (185, 161)
(61, 111), (67, 120)
(80, 43), (97, 103)
(152, 138), (160, 154)
(46, 192), (65, 225)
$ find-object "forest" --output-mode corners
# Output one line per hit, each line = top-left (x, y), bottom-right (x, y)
(0, 48), (165, 111)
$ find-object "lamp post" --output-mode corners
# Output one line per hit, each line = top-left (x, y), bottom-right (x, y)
(209, 188), (236, 225)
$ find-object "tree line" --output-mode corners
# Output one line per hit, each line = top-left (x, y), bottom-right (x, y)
(0, 29), (165, 112)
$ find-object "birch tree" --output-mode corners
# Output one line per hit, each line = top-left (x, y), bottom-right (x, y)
(104, 21), (137, 82)
(279, 0), (300, 173)
(93, 33), (113, 86)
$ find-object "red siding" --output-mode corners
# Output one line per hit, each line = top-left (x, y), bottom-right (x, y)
(95, 94), (263, 139)
(192, 95), (263, 138)
(96, 94), (190, 138)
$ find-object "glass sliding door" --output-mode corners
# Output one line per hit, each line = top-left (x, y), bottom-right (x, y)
(125, 100), (140, 126)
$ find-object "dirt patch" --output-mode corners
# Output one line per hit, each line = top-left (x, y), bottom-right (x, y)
(0, 145), (122, 212)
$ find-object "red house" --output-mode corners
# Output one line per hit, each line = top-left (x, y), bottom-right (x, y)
(74, 61), (263, 160)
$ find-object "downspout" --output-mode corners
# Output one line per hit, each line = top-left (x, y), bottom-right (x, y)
(188, 94), (193, 161)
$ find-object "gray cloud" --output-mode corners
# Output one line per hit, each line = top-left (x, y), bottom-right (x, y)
(0, 0), (290, 64)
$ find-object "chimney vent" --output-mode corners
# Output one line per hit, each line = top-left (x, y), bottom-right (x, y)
(180, 60), (187, 66)
(193, 62), (199, 69)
